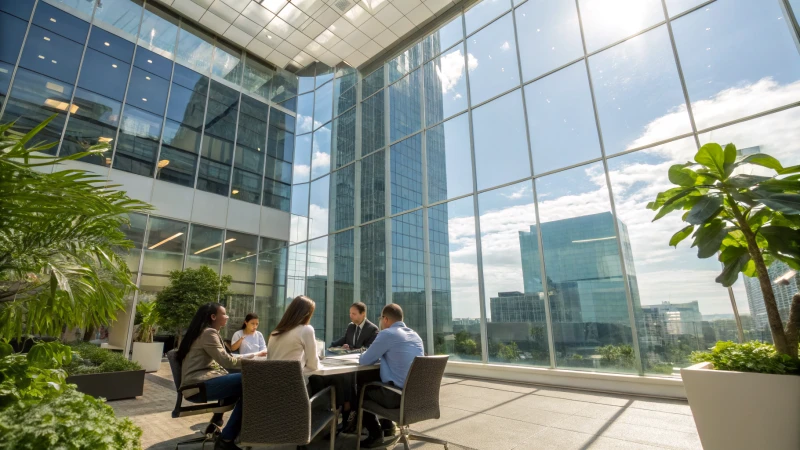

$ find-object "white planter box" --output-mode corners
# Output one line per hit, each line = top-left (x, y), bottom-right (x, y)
(132, 341), (164, 373)
(681, 362), (800, 450)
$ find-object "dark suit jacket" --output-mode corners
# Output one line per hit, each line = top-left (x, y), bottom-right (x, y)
(331, 319), (379, 349)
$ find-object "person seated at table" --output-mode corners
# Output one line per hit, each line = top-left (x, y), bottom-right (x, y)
(357, 303), (424, 448)
(331, 302), (379, 350)
(178, 302), (267, 450)
(267, 295), (320, 387)
(327, 303), (379, 433)
(230, 313), (267, 355)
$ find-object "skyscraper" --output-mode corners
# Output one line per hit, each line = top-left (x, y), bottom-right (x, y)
(743, 261), (800, 332)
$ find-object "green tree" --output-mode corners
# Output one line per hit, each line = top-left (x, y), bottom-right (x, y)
(0, 117), (151, 340)
(495, 342), (521, 362)
(453, 331), (478, 356)
(599, 344), (636, 369)
(153, 266), (231, 346)
(648, 143), (800, 359)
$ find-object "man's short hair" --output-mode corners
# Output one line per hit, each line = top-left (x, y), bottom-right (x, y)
(381, 303), (403, 322)
(350, 302), (367, 314)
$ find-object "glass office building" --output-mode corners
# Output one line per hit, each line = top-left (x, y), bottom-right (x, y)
(3, 0), (800, 382)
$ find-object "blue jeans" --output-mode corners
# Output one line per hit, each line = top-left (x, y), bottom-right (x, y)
(204, 373), (242, 441)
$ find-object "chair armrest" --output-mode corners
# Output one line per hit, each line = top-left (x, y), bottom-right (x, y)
(309, 385), (333, 406)
(362, 381), (402, 396)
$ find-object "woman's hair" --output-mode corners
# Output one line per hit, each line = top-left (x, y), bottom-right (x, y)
(240, 313), (259, 330)
(271, 296), (315, 336)
(177, 302), (223, 362)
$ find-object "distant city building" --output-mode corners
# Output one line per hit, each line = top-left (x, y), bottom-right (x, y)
(641, 301), (704, 346)
(743, 260), (800, 331)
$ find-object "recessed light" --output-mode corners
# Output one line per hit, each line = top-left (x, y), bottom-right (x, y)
(51, 60), (57, 64)
(50, 18), (56, 22)
(43, 36), (50, 41)
(145, 76), (151, 80)
(157, 159), (170, 168)
(147, 59), (152, 63)
(112, 64), (117, 68)
(104, 42), (110, 46)
(142, 98), (147, 102)
(38, 55), (45, 59)
(232, 189), (240, 195)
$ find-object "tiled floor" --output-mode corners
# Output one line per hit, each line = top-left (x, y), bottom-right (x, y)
(111, 362), (701, 450)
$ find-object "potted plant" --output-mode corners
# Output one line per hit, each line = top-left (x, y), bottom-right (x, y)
(648, 143), (800, 449)
(66, 342), (145, 401)
(131, 300), (163, 372)
(153, 266), (231, 348)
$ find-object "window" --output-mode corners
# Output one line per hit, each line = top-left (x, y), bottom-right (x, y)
(138, 2), (178, 59)
(525, 62), (601, 174)
(306, 236), (328, 339)
(390, 134), (423, 214)
(60, 89), (121, 164)
(471, 89), (530, 190)
(2, 69), (72, 151)
(427, 113), (473, 204)
(212, 39), (244, 86)
(464, 0), (511, 35)
(330, 164), (355, 231)
(313, 79), (333, 129)
(176, 22), (214, 75)
(243, 55), (274, 99)
(294, 133), (312, 183)
(388, 42), (422, 84)
(361, 90), (385, 156)
(198, 81), (238, 195)
(422, 15), (464, 62)
(113, 105), (162, 177)
(589, 26), (691, 155)
(424, 44), (468, 127)
(361, 66), (384, 99)
(331, 229), (355, 338)
(390, 69), (422, 143)
(360, 220), (386, 325)
(535, 162), (635, 372)
(309, 176), (330, 239)
(311, 123), (331, 179)
(93, 0), (143, 41)
(361, 149), (386, 223)
(466, 13), (520, 106)
(185, 224), (224, 272)
(578, 0), (665, 52)
(479, 181), (551, 366)
(142, 216), (187, 276)
(515, 0), (583, 82)
(429, 197), (482, 360)
(392, 209), (428, 348)
(332, 108), (356, 168)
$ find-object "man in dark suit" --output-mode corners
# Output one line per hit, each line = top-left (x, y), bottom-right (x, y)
(326, 302), (379, 435)
(331, 302), (379, 350)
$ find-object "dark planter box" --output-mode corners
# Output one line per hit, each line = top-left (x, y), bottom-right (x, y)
(67, 369), (145, 401)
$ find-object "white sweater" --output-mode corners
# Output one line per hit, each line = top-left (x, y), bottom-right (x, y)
(266, 324), (320, 384)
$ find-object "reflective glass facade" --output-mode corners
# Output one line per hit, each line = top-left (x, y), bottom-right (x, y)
(6, 0), (800, 378)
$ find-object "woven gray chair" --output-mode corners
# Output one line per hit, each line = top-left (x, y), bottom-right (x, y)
(165, 349), (236, 450)
(239, 359), (337, 450)
(356, 355), (450, 450)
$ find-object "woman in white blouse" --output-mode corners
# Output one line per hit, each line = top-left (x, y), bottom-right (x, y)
(267, 295), (320, 385)
(230, 313), (267, 355)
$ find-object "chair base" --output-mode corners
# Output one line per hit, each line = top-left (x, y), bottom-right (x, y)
(175, 422), (220, 450)
(379, 426), (449, 450)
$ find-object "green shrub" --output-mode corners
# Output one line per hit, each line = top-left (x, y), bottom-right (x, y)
(648, 363), (675, 375)
(691, 341), (800, 375)
(66, 343), (141, 375)
(0, 341), (71, 407)
(0, 388), (142, 449)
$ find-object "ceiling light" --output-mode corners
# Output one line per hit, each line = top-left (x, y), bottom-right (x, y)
(145, 76), (151, 80)
(98, 137), (114, 143)
(112, 64), (117, 68)
(44, 99), (78, 114)
(51, 60), (57, 64)
(194, 238), (236, 255)
(38, 55), (45, 59)
(232, 189), (239, 195)
(50, 17), (56, 22)
(104, 42), (110, 46)
(147, 59), (152, 63)
(157, 159), (169, 168)
(148, 232), (183, 250)
(230, 252), (257, 263)
(43, 36), (50, 41)
(142, 98), (147, 102)
(45, 82), (64, 93)
(105, 157), (112, 166)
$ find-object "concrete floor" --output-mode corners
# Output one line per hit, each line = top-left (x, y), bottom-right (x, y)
(111, 362), (701, 450)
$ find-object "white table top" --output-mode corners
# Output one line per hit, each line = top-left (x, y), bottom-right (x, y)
(310, 353), (379, 376)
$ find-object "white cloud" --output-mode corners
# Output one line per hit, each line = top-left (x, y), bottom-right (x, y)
(308, 204), (329, 240)
(311, 151), (331, 178)
(436, 50), (467, 94)
(500, 41), (510, 51)
(501, 184), (529, 200)
(293, 164), (310, 180)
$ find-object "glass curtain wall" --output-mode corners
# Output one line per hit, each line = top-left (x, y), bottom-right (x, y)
(282, 0), (800, 375)
(0, 0), (298, 213)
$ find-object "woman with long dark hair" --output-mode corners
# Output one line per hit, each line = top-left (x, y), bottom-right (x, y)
(230, 313), (267, 355)
(267, 296), (320, 385)
(178, 302), (266, 450)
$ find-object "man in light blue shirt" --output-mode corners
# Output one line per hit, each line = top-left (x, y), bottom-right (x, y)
(357, 303), (424, 448)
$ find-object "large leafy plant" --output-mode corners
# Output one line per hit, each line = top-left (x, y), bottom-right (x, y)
(132, 300), (158, 344)
(648, 143), (800, 359)
(0, 117), (151, 339)
(66, 342), (141, 375)
(153, 266), (231, 347)
(0, 340), (72, 408)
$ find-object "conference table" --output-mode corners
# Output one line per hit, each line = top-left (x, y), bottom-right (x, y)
(309, 352), (379, 376)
